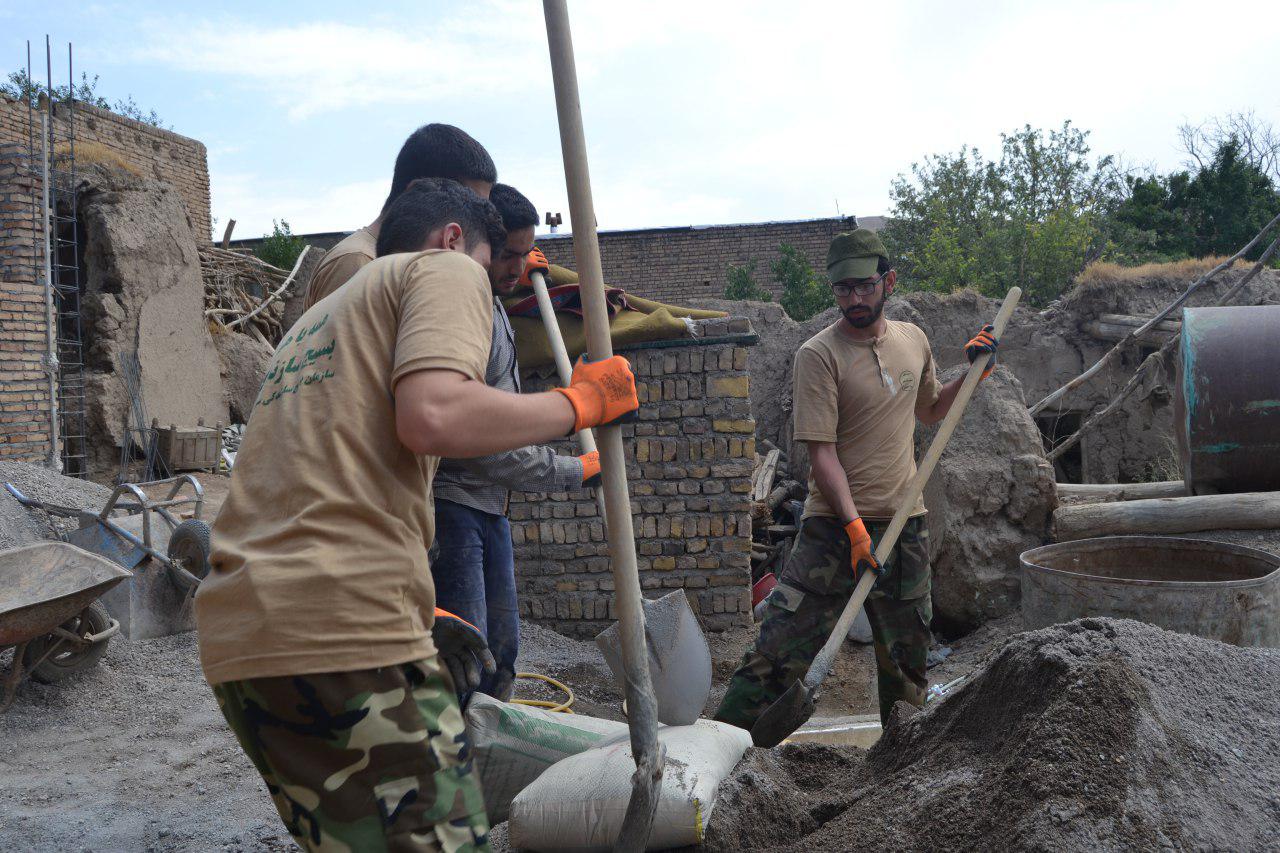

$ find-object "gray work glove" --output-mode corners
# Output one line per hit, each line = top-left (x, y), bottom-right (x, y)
(431, 608), (496, 695)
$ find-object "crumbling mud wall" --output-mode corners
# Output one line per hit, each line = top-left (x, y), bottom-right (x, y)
(510, 334), (757, 637)
(915, 365), (1056, 632)
(77, 163), (225, 481)
(730, 266), (1280, 486)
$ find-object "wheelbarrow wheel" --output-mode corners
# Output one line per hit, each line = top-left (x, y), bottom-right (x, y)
(24, 601), (113, 684)
(168, 519), (212, 591)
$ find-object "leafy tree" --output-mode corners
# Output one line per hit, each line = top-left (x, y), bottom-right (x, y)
(1180, 137), (1277, 259)
(256, 220), (306, 270)
(882, 121), (1120, 306)
(1107, 137), (1277, 263)
(1, 68), (167, 128)
(773, 243), (834, 321)
(1180, 111), (1279, 185)
(722, 260), (772, 302)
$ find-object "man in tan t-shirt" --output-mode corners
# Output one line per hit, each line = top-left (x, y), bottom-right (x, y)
(305, 123), (497, 309)
(195, 178), (640, 852)
(715, 228), (998, 732)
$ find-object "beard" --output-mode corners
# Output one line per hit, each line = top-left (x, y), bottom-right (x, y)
(843, 293), (887, 328)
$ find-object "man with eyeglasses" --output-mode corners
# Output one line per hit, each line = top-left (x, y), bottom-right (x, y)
(715, 228), (998, 729)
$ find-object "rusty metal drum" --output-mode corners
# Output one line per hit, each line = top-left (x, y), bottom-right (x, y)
(1020, 536), (1280, 647)
(1174, 304), (1280, 495)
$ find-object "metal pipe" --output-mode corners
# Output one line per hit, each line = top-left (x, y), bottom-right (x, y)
(541, 3), (664, 849)
(39, 111), (60, 471)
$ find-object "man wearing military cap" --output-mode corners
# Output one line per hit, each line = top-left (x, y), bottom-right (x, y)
(715, 228), (999, 728)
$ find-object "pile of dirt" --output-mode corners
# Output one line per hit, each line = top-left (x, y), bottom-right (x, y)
(703, 618), (1280, 851)
(0, 460), (112, 549)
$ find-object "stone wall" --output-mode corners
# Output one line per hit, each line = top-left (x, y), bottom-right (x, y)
(0, 143), (52, 464)
(508, 331), (758, 637)
(0, 96), (211, 241)
(538, 216), (871, 304)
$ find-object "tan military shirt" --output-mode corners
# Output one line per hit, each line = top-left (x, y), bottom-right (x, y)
(793, 319), (942, 520)
(304, 227), (377, 309)
(195, 249), (493, 684)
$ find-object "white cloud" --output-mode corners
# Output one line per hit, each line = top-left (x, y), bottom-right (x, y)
(151, 0), (1280, 238)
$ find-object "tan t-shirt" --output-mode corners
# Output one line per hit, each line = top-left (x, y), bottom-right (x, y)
(195, 249), (493, 684)
(793, 319), (942, 521)
(304, 227), (377, 309)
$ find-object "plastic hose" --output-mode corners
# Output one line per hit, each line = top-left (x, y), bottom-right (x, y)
(511, 671), (575, 714)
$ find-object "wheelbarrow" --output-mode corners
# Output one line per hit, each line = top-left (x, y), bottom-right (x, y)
(0, 541), (131, 710)
(4, 474), (212, 591)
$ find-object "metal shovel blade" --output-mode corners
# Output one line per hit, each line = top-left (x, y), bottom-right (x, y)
(750, 678), (818, 748)
(595, 590), (712, 726)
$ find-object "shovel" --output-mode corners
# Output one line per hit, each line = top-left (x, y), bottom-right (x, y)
(749, 286), (1023, 748)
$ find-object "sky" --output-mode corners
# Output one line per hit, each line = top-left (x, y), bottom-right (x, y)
(4, 0), (1278, 241)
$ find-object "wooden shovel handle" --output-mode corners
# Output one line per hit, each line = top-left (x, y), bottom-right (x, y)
(803, 287), (1023, 690)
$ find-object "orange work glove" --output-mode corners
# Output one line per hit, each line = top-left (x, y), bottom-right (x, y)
(431, 608), (496, 694)
(964, 323), (999, 381)
(517, 247), (551, 287)
(553, 355), (639, 434)
(579, 451), (602, 488)
(844, 518), (881, 577)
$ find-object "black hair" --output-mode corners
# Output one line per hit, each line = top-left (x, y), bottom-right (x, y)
(489, 183), (539, 232)
(382, 124), (497, 212)
(375, 178), (507, 258)
(877, 256), (892, 275)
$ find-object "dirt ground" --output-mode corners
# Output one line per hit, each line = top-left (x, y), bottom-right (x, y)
(0, 468), (1021, 850)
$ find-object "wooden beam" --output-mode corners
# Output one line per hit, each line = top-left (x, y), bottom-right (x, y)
(1053, 492), (1280, 541)
(1056, 480), (1186, 505)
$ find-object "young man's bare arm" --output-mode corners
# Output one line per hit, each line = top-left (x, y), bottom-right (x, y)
(395, 369), (575, 458)
(396, 354), (637, 459)
(915, 376), (964, 426)
(807, 441), (860, 524)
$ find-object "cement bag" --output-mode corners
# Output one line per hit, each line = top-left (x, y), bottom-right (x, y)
(508, 720), (752, 851)
(465, 694), (628, 824)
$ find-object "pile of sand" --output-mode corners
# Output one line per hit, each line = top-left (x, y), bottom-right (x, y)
(704, 618), (1280, 851)
(0, 461), (112, 549)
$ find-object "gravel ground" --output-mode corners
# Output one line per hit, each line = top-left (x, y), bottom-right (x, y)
(0, 631), (292, 851)
(0, 461), (113, 550)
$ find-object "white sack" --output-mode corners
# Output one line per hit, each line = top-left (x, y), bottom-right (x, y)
(509, 720), (752, 851)
(465, 694), (628, 824)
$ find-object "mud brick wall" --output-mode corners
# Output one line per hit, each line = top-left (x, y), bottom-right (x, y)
(539, 217), (868, 304)
(0, 143), (52, 463)
(508, 332), (758, 637)
(0, 96), (211, 240)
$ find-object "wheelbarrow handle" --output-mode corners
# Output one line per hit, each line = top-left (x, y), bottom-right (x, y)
(4, 483), (82, 518)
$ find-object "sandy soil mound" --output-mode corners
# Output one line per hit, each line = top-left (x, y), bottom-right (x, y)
(705, 618), (1280, 851)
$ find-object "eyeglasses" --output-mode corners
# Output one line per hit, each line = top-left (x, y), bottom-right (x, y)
(831, 271), (889, 298)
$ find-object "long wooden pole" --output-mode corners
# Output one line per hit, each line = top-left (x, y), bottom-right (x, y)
(542, 3), (664, 849)
(529, 269), (608, 525)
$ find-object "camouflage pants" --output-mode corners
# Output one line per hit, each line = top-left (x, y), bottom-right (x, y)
(714, 515), (932, 728)
(211, 656), (490, 852)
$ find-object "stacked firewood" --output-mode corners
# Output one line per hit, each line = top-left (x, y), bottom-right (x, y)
(749, 441), (806, 582)
(199, 244), (307, 346)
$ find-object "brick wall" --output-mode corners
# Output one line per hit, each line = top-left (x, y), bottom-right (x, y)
(509, 329), (758, 637)
(0, 143), (52, 463)
(0, 95), (211, 240)
(539, 216), (874, 304)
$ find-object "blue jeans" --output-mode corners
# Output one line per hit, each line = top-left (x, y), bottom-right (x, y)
(430, 499), (519, 702)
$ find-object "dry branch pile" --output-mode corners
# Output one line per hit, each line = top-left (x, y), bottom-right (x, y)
(199, 244), (307, 346)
